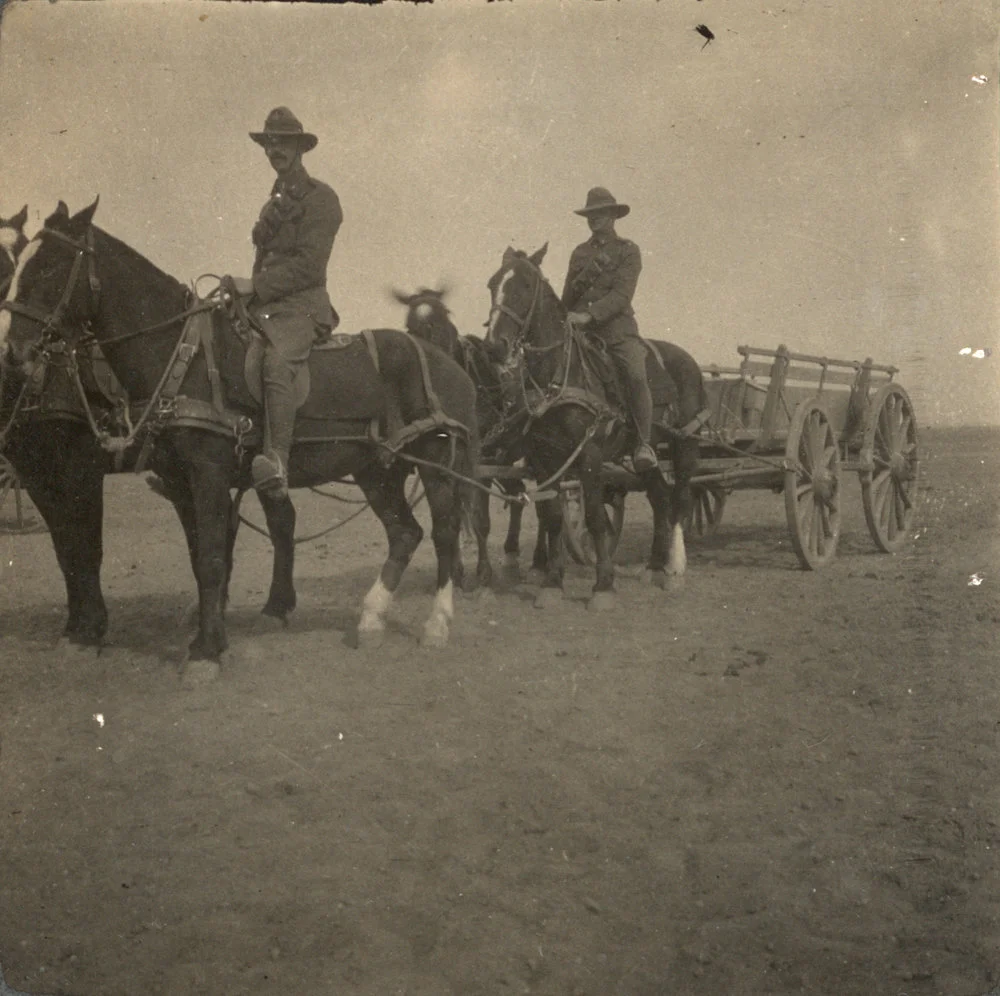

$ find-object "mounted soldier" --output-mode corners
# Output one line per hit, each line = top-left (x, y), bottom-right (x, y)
(228, 106), (343, 498)
(561, 186), (657, 473)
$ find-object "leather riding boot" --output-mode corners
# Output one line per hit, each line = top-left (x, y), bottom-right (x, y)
(630, 375), (657, 473)
(252, 351), (297, 498)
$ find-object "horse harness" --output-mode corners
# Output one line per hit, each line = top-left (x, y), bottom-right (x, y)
(0, 225), (468, 473)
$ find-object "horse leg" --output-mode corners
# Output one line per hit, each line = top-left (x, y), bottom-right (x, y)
(501, 481), (522, 577)
(222, 489), (246, 612)
(667, 436), (697, 579)
(418, 455), (465, 647)
(642, 465), (675, 590)
(256, 492), (297, 621)
(160, 444), (234, 665)
(533, 494), (567, 608)
(472, 486), (495, 589)
(580, 448), (617, 611)
(354, 462), (424, 647)
(529, 500), (549, 574)
(16, 436), (108, 646)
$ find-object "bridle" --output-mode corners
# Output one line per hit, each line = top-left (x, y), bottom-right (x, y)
(487, 256), (546, 361)
(0, 226), (101, 351)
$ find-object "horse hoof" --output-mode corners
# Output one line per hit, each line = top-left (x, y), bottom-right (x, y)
(356, 627), (385, 650)
(180, 657), (221, 688)
(252, 611), (289, 634)
(262, 599), (295, 620)
(665, 573), (686, 593)
(534, 587), (565, 610)
(181, 601), (199, 629)
(587, 590), (616, 612)
(55, 636), (101, 658)
(420, 624), (450, 649)
(501, 565), (522, 586)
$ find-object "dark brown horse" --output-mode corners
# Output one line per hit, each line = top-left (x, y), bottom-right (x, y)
(391, 285), (548, 586)
(0, 205), (128, 647)
(484, 245), (706, 607)
(2, 200), (480, 672)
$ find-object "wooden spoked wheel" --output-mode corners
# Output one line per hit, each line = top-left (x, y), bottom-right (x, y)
(560, 481), (626, 566)
(0, 453), (27, 531)
(689, 483), (728, 539)
(860, 383), (919, 552)
(784, 399), (842, 570)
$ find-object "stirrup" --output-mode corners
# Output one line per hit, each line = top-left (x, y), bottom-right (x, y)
(251, 450), (288, 498)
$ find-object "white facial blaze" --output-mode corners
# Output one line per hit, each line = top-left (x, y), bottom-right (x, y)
(486, 270), (514, 340)
(0, 225), (20, 265)
(0, 236), (41, 349)
(415, 302), (433, 321)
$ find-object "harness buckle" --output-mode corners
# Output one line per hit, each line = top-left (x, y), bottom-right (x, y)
(177, 343), (196, 363)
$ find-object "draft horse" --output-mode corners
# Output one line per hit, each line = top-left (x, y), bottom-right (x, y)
(392, 285), (548, 586)
(1, 205), (129, 647)
(1, 200), (480, 668)
(484, 245), (705, 607)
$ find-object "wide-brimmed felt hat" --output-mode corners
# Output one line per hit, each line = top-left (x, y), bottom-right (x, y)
(250, 107), (318, 152)
(574, 186), (630, 219)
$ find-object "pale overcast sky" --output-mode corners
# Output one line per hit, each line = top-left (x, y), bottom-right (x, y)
(1, 0), (997, 425)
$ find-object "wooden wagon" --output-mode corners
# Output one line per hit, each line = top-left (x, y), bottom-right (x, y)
(552, 343), (920, 570)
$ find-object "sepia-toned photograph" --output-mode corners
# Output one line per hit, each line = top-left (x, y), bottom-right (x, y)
(0, 0), (998, 992)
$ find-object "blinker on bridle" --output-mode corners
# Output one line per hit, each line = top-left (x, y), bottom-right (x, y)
(0, 226), (101, 346)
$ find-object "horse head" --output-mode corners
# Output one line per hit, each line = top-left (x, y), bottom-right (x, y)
(484, 243), (555, 367)
(0, 198), (100, 373)
(390, 283), (463, 363)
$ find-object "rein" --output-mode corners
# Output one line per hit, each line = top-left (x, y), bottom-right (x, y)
(0, 227), (98, 342)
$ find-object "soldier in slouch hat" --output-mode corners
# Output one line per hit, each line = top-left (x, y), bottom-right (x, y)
(561, 186), (657, 473)
(230, 106), (343, 498)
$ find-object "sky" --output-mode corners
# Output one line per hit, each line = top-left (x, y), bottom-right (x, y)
(0, 0), (998, 426)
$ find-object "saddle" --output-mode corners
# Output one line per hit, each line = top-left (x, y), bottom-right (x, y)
(143, 296), (453, 464)
(578, 332), (681, 431)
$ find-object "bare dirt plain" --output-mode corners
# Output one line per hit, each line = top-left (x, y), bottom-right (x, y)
(0, 425), (998, 996)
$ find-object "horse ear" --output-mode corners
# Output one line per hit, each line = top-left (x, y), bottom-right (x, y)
(44, 201), (71, 231)
(502, 246), (518, 267)
(529, 242), (549, 267)
(70, 196), (100, 233)
(11, 205), (27, 232)
(390, 287), (412, 306)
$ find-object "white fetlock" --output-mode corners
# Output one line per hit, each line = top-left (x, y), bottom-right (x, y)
(668, 522), (687, 575)
(421, 580), (454, 648)
(358, 577), (393, 637)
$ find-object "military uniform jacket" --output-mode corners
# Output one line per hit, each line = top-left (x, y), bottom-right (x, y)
(560, 232), (642, 343)
(251, 163), (343, 327)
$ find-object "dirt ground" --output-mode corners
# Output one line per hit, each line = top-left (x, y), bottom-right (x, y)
(0, 425), (998, 996)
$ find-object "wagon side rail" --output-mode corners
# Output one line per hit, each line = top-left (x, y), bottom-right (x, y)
(734, 344), (898, 452)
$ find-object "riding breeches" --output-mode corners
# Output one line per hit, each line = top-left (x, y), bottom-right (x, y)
(605, 335), (653, 441)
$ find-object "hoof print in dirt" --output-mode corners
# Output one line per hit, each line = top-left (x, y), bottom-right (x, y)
(724, 648), (769, 677)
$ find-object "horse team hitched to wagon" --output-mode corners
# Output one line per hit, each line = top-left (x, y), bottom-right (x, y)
(0, 149), (919, 673)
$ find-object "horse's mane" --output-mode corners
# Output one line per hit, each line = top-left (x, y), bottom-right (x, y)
(92, 225), (190, 303)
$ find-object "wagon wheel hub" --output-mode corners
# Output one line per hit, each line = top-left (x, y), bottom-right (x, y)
(889, 452), (910, 480)
(810, 469), (837, 504)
